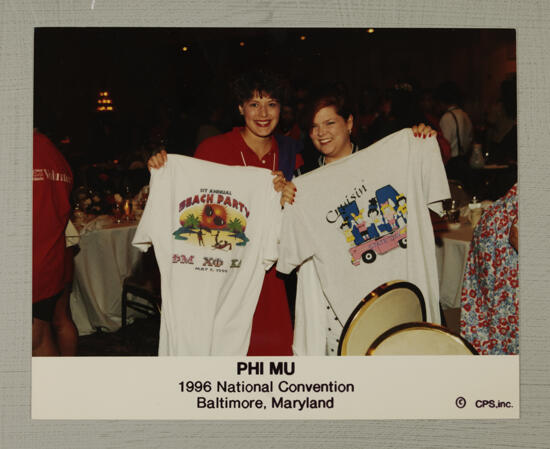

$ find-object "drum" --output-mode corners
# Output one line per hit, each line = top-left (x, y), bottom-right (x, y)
(367, 322), (478, 355)
(338, 280), (426, 355)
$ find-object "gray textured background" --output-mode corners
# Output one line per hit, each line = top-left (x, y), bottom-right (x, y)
(1, 0), (548, 447)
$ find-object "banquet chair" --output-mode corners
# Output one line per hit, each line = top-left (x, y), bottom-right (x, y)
(447, 179), (471, 208)
(338, 280), (426, 355)
(366, 322), (478, 355)
(121, 247), (161, 327)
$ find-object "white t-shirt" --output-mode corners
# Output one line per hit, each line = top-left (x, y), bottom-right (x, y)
(293, 258), (342, 356)
(277, 129), (450, 355)
(439, 106), (474, 158)
(133, 154), (281, 356)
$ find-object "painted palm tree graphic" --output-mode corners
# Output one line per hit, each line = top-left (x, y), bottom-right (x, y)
(173, 213), (201, 241)
(184, 214), (200, 229)
(227, 217), (249, 246)
(173, 210), (249, 247)
(227, 217), (243, 235)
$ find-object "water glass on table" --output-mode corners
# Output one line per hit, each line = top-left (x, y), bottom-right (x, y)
(445, 200), (461, 230)
(112, 203), (123, 224)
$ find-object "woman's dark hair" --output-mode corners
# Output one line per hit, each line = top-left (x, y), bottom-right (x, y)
(303, 83), (354, 130)
(230, 69), (287, 106)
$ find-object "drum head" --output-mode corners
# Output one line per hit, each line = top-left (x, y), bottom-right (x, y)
(367, 322), (478, 355)
(338, 280), (426, 356)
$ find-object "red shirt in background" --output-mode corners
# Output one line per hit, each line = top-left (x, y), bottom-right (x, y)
(195, 127), (293, 356)
(33, 130), (73, 302)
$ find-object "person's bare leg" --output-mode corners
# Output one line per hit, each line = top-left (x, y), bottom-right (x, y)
(32, 318), (59, 356)
(52, 288), (78, 356)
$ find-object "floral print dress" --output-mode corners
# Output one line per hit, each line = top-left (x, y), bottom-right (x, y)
(460, 184), (518, 355)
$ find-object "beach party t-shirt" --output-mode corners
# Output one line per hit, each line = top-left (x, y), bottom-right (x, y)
(133, 154), (281, 356)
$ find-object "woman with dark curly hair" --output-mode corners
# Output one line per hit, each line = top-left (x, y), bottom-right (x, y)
(148, 69), (300, 355)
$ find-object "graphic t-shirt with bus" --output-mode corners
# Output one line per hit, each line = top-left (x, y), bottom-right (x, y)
(277, 129), (450, 355)
(338, 184), (408, 266)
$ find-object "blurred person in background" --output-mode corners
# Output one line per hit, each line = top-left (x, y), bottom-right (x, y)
(165, 100), (200, 157)
(362, 83), (451, 164)
(277, 100), (302, 142)
(486, 78), (517, 165)
(195, 103), (224, 147)
(354, 86), (382, 149)
(460, 184), (518, 355)
(33, 125), (78, 356)
(434, 81), (474, 184)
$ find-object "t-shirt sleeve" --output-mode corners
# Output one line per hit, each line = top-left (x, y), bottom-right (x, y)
(261, 178), (283, 270)
(422, 135), (451, 216)
(132, 168), (162, 252)
(293, 258), (328, 356)
(276, 199), (316, 274)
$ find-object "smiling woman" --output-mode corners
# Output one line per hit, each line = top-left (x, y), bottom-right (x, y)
(301, 84), (358, 169)
(146, 68), (301, 356)
(309, 106), (353, 164)
(191, 70), (297, 356)
(239, 95), (281, 146)
(232, 69), (285, 161)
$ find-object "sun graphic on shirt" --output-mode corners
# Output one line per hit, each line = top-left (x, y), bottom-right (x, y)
(200, 204), (227, 229)
(173, 204), (248, 249)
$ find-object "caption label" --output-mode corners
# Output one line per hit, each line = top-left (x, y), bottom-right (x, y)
(178, 361), (355, 411)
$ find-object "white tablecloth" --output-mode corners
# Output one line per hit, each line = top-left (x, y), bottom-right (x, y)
(69, 215), (473, 334)
(70, 221), (143, 335)
(435, 221), (474, 309)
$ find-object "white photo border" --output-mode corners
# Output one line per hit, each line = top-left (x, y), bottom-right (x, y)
(2, 0), (548, 447)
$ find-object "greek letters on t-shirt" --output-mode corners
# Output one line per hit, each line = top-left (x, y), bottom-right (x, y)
(328, 183), (408, 267)
(172, 254), (195, 264)
(172, 254), (233, 271)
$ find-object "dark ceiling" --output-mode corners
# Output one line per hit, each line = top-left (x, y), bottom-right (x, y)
(34, 27), (515, 155)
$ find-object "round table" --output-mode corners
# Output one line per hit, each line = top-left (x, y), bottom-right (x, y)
(70, 218), (143, 335)
(434, 219), (474, 309)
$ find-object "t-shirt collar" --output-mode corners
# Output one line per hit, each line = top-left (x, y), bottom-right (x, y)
(318, 142), (359, 167)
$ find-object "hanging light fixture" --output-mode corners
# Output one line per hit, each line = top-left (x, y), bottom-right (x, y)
(96, 90), (115, 112)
